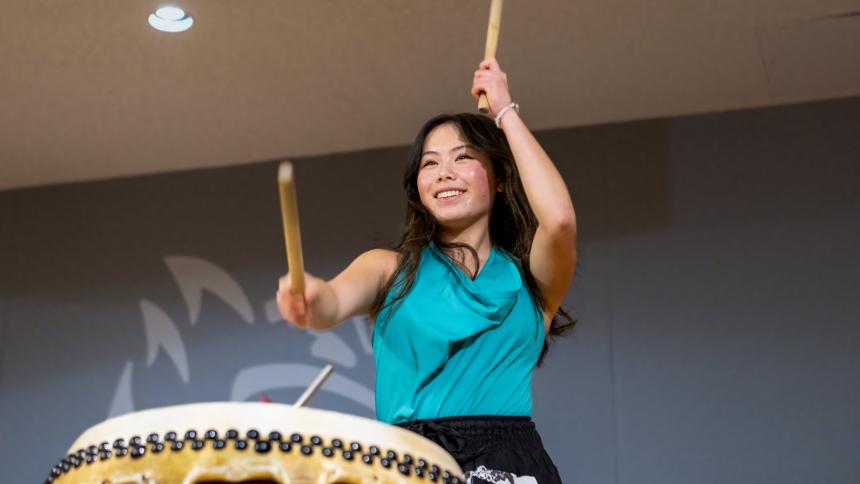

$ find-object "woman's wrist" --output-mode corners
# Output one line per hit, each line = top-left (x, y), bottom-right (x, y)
(495, 101), (520, 129)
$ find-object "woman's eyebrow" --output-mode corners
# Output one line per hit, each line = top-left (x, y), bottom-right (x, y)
(451, 144), (475, 153)
(422, 144), (474, 156)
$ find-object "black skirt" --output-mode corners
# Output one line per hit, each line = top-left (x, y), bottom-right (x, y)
(395, 416), (562, 484)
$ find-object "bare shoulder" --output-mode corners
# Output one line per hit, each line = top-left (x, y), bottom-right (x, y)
(354, 248), (399, 283)
(329, 248), (401, 321)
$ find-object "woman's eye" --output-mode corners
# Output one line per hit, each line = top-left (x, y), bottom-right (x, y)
(422, 160), (437, 167)
(456, 154), (471, 161)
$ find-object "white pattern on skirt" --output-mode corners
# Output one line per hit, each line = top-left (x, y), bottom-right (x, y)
(466, 465), (538, 484)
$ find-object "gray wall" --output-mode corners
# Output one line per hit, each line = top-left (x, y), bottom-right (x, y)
(1, 97), (859, 483)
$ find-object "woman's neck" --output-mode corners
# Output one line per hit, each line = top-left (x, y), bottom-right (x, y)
(438, 222), (493, 274)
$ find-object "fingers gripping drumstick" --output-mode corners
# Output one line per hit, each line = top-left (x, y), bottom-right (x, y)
(478, 0), (504, 114)
(278, 162), (305, 294)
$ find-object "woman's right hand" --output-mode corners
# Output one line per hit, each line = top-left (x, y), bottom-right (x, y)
(276, 271), (326, 329)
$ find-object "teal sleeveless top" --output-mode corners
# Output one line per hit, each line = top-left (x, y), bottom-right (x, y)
(372, 242), (544, 424)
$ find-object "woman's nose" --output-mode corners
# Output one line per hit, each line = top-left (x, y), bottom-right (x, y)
(437, 161), (455, 181)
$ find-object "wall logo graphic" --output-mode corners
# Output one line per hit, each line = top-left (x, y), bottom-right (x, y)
(107, 255), (375, 418)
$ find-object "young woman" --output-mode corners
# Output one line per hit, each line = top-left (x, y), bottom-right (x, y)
(277, 58), (576, 483)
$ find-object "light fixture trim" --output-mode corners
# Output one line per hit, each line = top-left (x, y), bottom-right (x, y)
(148, 6), (194, 33)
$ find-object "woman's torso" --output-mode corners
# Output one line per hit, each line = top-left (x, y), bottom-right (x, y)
(372, 243), (544, 424)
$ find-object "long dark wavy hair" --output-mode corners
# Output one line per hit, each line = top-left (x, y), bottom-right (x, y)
(370, 113), (575, 364)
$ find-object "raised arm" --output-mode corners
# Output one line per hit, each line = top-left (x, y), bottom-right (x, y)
(471, 59), (577, 329)
(277, 249), (398, 331)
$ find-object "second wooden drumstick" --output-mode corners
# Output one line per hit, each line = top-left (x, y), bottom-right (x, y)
(294, 364), (334, 407)
(278, 162), (305, 294)
(478, 0), (504, 114)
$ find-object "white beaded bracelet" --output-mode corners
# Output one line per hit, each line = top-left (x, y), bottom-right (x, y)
(494, 102), (519, 129)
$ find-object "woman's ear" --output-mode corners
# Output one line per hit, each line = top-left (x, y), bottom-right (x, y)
(496, 182), (504, 192)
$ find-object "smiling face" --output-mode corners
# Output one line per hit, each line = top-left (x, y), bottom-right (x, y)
(416, 123), (499, 232)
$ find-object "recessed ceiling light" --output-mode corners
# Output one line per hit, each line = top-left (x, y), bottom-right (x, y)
(148, 6), (193, 33)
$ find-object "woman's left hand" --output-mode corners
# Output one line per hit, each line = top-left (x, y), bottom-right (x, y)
(471, 58), (513, 117)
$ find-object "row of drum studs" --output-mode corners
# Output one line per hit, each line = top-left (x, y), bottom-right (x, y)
(46, 430), (462, 484)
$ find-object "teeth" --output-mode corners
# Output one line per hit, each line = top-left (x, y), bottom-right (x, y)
(436, 190), (464, 199)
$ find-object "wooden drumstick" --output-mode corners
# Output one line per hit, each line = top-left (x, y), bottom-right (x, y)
(478, 0), (504, 114)
(278, 162), (305, 294)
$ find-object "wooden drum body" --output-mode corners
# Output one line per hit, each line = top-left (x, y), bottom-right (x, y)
(47, 402), (463, 484)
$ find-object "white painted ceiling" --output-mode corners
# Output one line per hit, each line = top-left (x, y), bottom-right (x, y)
(1, 0), (858, 190)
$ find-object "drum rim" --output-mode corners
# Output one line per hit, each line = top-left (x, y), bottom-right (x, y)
(49, 402), (464, 484)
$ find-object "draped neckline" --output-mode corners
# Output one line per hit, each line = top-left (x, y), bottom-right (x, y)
(425, 242), (521, 323)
